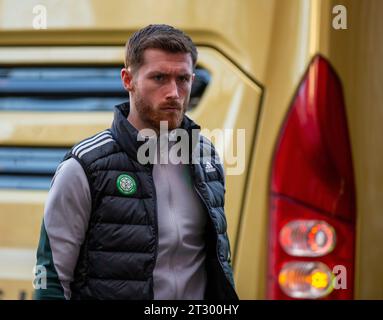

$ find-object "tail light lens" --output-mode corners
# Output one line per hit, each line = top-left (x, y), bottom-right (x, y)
(268, 55), (356, 299)
(278, 261), (334, 299)
(280, 220), (336, 257)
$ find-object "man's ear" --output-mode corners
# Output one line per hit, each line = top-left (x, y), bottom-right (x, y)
(121, 67), (134, 92)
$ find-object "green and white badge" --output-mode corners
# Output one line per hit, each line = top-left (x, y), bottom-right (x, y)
(116, 174), (137, 196)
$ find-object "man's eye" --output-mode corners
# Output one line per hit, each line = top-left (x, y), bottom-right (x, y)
(178, 76), (189, 83)
(153, 75), (165, 82)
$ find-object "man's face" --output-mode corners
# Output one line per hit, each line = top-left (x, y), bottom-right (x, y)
(122, 48), (194, 131)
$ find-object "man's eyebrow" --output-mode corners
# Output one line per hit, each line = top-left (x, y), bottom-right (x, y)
(179, 73), (192, 77)
(147, 70), (192, 76)
(147, 71), (167, 76)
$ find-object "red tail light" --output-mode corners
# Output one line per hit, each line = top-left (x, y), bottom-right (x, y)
(267, 55), (356, 299)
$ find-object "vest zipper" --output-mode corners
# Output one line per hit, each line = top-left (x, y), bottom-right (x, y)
(193, 184), (237, 296)
(150, 167), (159, 300)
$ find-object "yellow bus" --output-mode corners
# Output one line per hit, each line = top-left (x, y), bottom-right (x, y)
(0, 0), (382, 299)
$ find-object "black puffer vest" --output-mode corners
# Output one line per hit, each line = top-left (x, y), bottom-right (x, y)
(66, 102), (238, 300)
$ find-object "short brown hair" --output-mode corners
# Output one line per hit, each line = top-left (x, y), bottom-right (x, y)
(124, 24), (198, 72)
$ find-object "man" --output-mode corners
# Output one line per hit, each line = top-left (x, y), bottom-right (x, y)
(34, 24), (238, 300)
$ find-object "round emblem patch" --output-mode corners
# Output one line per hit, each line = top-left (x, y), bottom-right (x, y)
(116, 174), (137, 196)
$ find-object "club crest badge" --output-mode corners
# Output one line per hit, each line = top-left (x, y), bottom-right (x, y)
(116, 174), (137, 196)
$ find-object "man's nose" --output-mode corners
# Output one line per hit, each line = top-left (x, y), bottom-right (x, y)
(165, 79), (180, 99)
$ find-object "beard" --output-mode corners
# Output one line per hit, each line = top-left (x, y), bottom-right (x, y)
(133, 90), (189, 131)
